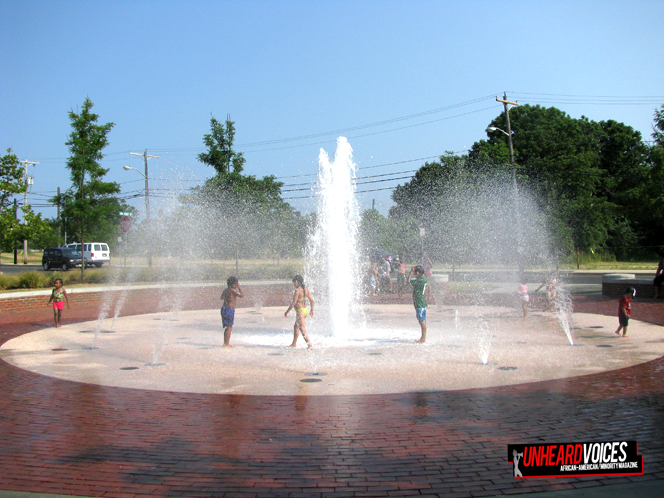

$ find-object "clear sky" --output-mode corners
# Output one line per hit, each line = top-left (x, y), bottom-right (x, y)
(2, 0), (663, 222)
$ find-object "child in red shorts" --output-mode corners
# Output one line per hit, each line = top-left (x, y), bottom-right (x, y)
(614, 287), (635, 337)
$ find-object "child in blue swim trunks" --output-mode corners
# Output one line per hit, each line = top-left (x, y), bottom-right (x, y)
(220, 276), (244, 348)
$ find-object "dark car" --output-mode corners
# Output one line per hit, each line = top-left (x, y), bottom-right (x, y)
(42, 247), (83, 271)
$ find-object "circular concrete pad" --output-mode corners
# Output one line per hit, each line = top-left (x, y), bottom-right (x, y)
(2, 304), (663, 395)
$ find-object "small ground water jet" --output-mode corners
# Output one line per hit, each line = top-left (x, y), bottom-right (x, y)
(147, 329), (168, 366)
(306, 137), (361, 340)
(91, 296), (114, 348)
(476, 320), (493, 365)
(554, 286), (574, 345)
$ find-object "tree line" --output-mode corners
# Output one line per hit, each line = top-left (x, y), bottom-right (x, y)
(2, 97), (663, 273)
(384, 104), (664, 265)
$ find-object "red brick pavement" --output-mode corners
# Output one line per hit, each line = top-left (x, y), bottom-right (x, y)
(0, 295), (663, 497)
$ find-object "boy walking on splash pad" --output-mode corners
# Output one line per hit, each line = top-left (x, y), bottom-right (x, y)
(615, 287), (635, 337)
(408, 265), (428, 343)
(220, 276), (244, 348)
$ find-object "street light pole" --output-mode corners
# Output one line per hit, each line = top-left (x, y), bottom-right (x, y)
(127, 150), (158, 266)
(18, 159), (38, 264)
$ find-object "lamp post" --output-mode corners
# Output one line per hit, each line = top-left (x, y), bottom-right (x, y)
(124, 162), (152, 266)
(487, 125), (517, 192)
(127, 150), (158, 266)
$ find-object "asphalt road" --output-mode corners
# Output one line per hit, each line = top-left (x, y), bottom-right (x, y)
(0, 263), (655, 290)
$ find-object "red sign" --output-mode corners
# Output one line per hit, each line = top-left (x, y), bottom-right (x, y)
(120, 216), (132, 233)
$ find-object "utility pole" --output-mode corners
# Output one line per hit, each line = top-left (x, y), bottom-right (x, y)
(495, 93), (519, 189)
(56, 187), (62, 245)
(18, 159), (38, 264)
(13, 199), (18, 264)
(495, 93), (522, 273)
(129, 150), (158, 266)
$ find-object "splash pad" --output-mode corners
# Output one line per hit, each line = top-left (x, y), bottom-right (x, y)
(6, 137), (663, 396)
(3, 303), (663, 396)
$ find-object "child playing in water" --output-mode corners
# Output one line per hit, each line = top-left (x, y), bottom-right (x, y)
(396, 258), (407, 297)
(535, 274), (558, 311)
(517, 280), (529, 317)
(615, 287), (635, 337)
(47, 278), (69, 328)
(408, 265), (428, 343)
(285, 275), (315, 348)
(220, 276), (244, 348)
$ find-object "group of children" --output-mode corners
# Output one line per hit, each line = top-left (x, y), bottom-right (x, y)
(44, 271), (638, 344)
(221, 265), (430, 348)
(220, 274), (316, 349)
(516, 275), (559, 318)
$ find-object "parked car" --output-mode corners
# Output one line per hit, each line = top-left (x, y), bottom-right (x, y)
(64, 242), (111, 267)
(42, 247), (83, 271)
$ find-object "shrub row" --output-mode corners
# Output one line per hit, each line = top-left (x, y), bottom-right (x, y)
(0, 262), (303, 291)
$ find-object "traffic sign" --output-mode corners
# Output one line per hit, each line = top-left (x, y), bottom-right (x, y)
(120, 216), (132, 233)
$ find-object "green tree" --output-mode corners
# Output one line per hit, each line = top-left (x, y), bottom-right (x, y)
(179, 116), (301, 262)
(635, 105), (664, 253)
(54, 97), (117, 279)
(1, 149), (48, 262)
(390, 151), (561, 267)
(477, 106), (635, 252)
(198, 115), (246, 175)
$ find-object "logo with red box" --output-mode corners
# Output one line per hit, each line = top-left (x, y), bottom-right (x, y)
(508, 441), (642, 478)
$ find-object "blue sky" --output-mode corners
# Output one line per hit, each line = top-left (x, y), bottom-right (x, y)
(2, 0), (663, 221)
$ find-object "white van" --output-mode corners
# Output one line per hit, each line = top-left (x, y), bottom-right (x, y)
(64, 242), (111, 267)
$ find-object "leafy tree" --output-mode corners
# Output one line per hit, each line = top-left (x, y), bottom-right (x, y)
(28, 218), (61, 249)
(477, 106), (641, 252)
(1, 149), (48, 261)
(198, 115), (246, 175)
(178, 115), (301, 263)
(635, 105), (664, 253)
(391, 150), (562, 267)
(653, 104), (664, 147)
(53, 97), (117, 279)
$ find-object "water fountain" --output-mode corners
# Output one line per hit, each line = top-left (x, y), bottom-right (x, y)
(305, 137), (362, 340)
(6, 137), (650, 396)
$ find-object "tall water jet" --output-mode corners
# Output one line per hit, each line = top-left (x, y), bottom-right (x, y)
(306, 137), (361, 340)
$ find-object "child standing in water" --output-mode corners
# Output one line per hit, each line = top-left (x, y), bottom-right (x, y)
(285, 275), (315, 348)
(47, 278), (69, 328)
(220, 276), (244, 348)
(408, 265), (428, 343)
(615, 287), (635, 337)
(517, 280), (529, 317)
(396, 258), (407, 297)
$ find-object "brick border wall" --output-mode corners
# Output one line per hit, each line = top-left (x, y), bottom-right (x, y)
(0, 279), (550, 315)
(0, 283), (295, 315)
(602, 278), (657, 298)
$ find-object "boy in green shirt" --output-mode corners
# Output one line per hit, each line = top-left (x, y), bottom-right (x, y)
(408, 265), (428, 343)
